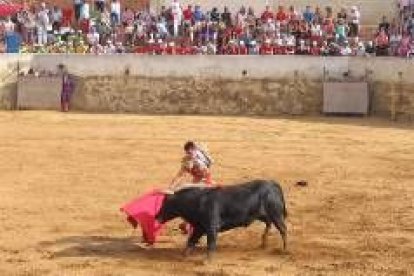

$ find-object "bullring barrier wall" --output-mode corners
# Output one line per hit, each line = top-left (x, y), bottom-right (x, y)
(0, 55), (413, 121)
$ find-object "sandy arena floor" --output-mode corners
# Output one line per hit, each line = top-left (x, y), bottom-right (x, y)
(0, 111), (413, 276)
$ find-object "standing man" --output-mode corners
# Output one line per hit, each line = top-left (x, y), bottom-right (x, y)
(60, 68), (75, 112)
(171, 0), (182, 37)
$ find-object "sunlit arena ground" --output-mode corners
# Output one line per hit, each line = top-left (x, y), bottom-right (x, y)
(0, 111), (413, 276)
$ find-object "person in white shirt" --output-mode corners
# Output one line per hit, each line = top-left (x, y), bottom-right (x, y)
(349, 6), (360, 37)
(81, 0), (90, 21)
(86, 26), (99, 45)
(4, 17), (15, 34)
(110, 0), (121, 26)
(170, 0), (182, 37)
(36, 3), (49, 45)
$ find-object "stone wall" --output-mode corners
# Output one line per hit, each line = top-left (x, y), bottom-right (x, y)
(0, 55), (413, 121)
(71, 75), (322, 115)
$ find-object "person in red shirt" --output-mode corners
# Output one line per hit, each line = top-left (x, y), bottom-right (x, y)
(260, 39), (273, 55)
(165, 41), (176, 55)
(310, 40), (321, 55)
(239, 40), (248, 55)
(273, 36), (283, 55)
(276, 6), (288, 23)
(183, 5), (193, 26)
(226, 40), (239, 55)
(261, 5), (274, 23)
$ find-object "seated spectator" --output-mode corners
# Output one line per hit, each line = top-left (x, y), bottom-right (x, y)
(310, 40), (321, 55)
(375, 28), (390, 56)
(398, 32), (411, 56)
(355, 41), (366, 56)
(340, 41), (353, 56)
(259, 39), (273, 55)
(389, 31), (402, 55)
(297, 39), (309, 55)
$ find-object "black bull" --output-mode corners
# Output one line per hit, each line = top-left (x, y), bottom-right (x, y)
(155, 180), (288, 258)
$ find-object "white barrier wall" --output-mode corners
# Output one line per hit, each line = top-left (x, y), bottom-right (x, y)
(0, 55), (413, 120)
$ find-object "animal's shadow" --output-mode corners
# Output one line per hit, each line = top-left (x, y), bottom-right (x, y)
(38, 235), (187, 262)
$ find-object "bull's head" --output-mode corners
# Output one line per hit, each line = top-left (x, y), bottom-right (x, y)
(155, 194), (181, 224)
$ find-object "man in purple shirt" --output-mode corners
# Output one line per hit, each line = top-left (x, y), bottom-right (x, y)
(61, 71), (75, 112)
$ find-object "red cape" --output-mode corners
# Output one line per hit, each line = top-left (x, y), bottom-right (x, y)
(120, 190), (166, 245)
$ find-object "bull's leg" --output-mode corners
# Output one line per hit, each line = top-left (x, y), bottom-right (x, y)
(184, 227), (204, 257)
(206, 229), (218, 261)
(272, 218), (287, 251)
(261, 222), (271, 249)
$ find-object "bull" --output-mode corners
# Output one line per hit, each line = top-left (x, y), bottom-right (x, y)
(155, 180), (288, 259)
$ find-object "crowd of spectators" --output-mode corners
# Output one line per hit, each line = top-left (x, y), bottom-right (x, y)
(0, 0), (413, 57)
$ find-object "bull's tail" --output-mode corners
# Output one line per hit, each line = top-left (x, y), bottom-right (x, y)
(272, 181), (288, 218)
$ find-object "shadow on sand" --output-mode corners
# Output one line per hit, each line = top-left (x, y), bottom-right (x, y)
(38, 235), (185, 262)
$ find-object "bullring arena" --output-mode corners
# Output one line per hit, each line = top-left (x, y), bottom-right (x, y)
(0, 111), (413, 275)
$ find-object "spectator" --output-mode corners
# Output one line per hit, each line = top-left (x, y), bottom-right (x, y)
(193, 5), (204, 24)
(348, 6), (360, 37)
(303, 6), (314, 24)
(183, 5), (193, 27)
(261, 5), (273, 23)
(313, 6), (323, 25)
(389, 31), (402, 55)
(36, 3), (49, 45)
(356, 41), (366, 56)
(375, 28), (390, 55)
(110, 0), (121, 26)
(80, 0), (90, 21)
(171, 0), (182, 37)
(73, 0), (83, 22)
(276, 6), (288, 23)
(335, 18), (349, 44)
(221, 6), (232, 27)
(337, 7), (347, 22)
(210, 7), (220, 23)
(246, 7), (256, 29)
(398, 32), (411, 56)
(51, 6), (62, 32)
(236, 6), (247, 28)
(95, 0), (105, 13)
(379, 16), (390, 35)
